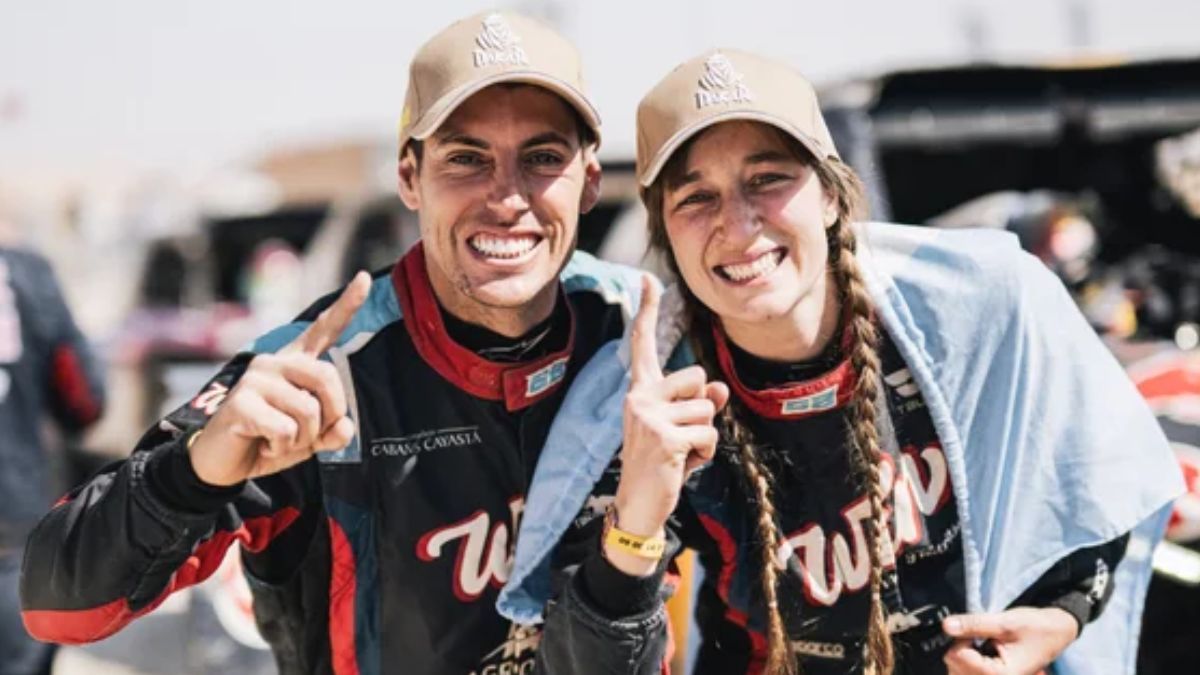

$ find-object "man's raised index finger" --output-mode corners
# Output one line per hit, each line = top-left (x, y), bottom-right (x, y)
(289, 271), (372, 356)
(630, 275), (663, 384)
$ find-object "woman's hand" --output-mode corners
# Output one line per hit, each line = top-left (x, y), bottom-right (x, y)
(608, 278), (728, 575)
(942, 607), (1079, 675)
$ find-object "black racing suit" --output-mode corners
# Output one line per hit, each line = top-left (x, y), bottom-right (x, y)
(539, 324), (1127, 674)
(20, 244), (637, 675)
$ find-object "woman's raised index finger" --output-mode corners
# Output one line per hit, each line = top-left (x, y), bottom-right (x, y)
(630, 275), (663, 384)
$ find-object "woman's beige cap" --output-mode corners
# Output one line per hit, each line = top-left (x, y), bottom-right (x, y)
(636, 49), (838, 187)
(398, 11), (601, 152)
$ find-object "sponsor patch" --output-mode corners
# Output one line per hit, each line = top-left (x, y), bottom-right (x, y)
(525, 357), (569, 398)
(369, 426), (482, 459)
(191, 382), (229, 416)
(781, 385), (838, 416)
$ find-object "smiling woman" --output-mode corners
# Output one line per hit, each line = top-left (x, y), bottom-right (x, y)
(647, 122), (862, 363)
(527, 48), (1182, 675)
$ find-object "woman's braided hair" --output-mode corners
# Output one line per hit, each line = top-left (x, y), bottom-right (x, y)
(642, 125), (893, 674)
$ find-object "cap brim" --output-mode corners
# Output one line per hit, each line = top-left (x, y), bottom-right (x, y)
(408, 71), (602, 148)
(639, 110), (833, 187)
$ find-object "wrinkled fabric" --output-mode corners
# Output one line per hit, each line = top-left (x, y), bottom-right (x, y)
(499, 222), (1183, 674)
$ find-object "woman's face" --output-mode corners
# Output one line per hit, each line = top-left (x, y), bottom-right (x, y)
(662, 121), (836, 331)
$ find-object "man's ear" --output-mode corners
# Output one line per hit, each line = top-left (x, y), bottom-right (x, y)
(398, 147), (421, 211)
(579, 148), (602, 214)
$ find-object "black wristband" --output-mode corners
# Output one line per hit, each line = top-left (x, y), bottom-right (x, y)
(1048, 591), (1090, 637)
(577, 549), (669, 620)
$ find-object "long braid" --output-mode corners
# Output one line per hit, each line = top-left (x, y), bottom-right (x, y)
(826, 214), (894, 675)
(689, 311), (795, 675)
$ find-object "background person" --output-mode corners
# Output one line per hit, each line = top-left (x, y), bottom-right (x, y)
(0, 212), (105, 675)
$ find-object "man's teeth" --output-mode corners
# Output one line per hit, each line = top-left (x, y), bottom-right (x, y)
(470, 234), (538, 259)
(721, 251), (783, 282)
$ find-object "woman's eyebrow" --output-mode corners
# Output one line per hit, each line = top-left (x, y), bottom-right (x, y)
(745, 150), (791, 165)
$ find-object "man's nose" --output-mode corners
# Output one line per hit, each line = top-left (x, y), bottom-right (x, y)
(487, 158), (531, 219)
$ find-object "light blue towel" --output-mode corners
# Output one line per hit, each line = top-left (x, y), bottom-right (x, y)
(498, 222), (1183, 674)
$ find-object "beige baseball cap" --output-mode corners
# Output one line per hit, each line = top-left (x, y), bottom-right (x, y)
(636, 49), (838, 187)
(398, 11), (601, 153)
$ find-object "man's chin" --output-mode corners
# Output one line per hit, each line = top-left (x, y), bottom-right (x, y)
(463, 274), (555, 310)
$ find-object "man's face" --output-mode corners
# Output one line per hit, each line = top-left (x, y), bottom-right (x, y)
(398, 84), (600, 335)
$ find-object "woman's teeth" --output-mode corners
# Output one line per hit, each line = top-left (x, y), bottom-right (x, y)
(720, 250), (783, 282)
(469, 234), (538, 259)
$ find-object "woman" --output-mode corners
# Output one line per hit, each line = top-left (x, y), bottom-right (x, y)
(498, 49), (1180, 674)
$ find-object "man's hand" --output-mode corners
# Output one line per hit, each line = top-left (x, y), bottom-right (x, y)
(942, 607), (1079, 675)
(608, 277), (729, 576)
(188, 272), (371, 487)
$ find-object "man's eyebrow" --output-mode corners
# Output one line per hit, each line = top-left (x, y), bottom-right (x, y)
(434, 132), (490, 150)
(522, 131), (573, 149)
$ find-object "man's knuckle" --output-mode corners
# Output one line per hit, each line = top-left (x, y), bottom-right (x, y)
(318, 360), (341, 381)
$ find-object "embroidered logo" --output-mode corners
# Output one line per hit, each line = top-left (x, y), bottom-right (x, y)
(1087, 558), (1110, 604)
(780, 385), (838, 416)
(369, 426), (482, 459)
(477, 622), (542, 670)
(417, 497), (524, 602)
(884, 368), (920, 398)
(695, 53), (754, 109)
(191, 382), (229, 416)
(776, 444), (953, 607)
(473, 13), (528, 68)
(791, 639), (846, 660)
(525, 356), (569, 398)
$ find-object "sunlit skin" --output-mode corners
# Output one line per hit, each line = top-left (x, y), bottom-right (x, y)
(662, 121), (841, 362)
(398, 85), (601, 337)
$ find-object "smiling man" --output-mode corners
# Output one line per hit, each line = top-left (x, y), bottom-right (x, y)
(18, 12), (660, 675)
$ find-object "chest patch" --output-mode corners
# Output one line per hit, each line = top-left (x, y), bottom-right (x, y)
(781, 384), (839, 416)
(368, 426), (483, 459)
(524, 357), (569, 398)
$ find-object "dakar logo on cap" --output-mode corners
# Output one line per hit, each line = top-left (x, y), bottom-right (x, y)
(473, 13), (529, 68)
(695, 53), (754, 109)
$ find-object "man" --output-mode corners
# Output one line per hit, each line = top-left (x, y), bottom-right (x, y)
(0, 220), (106, 675)
(20, 11), (681, 675)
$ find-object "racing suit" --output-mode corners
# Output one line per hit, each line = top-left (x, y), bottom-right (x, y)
(20, 244), (641, 675)
(538, 323), (1127, 674)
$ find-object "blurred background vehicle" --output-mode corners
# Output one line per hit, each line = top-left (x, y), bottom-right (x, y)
(835, 57), (1200, 675)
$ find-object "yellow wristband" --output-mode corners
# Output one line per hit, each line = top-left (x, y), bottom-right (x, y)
(602, 506), (666, 560)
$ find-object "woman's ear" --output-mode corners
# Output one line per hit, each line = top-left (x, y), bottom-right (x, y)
(823, 196), (839, 228)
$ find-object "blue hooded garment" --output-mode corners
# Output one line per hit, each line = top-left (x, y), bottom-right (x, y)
(497, 222), (1183, 674)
